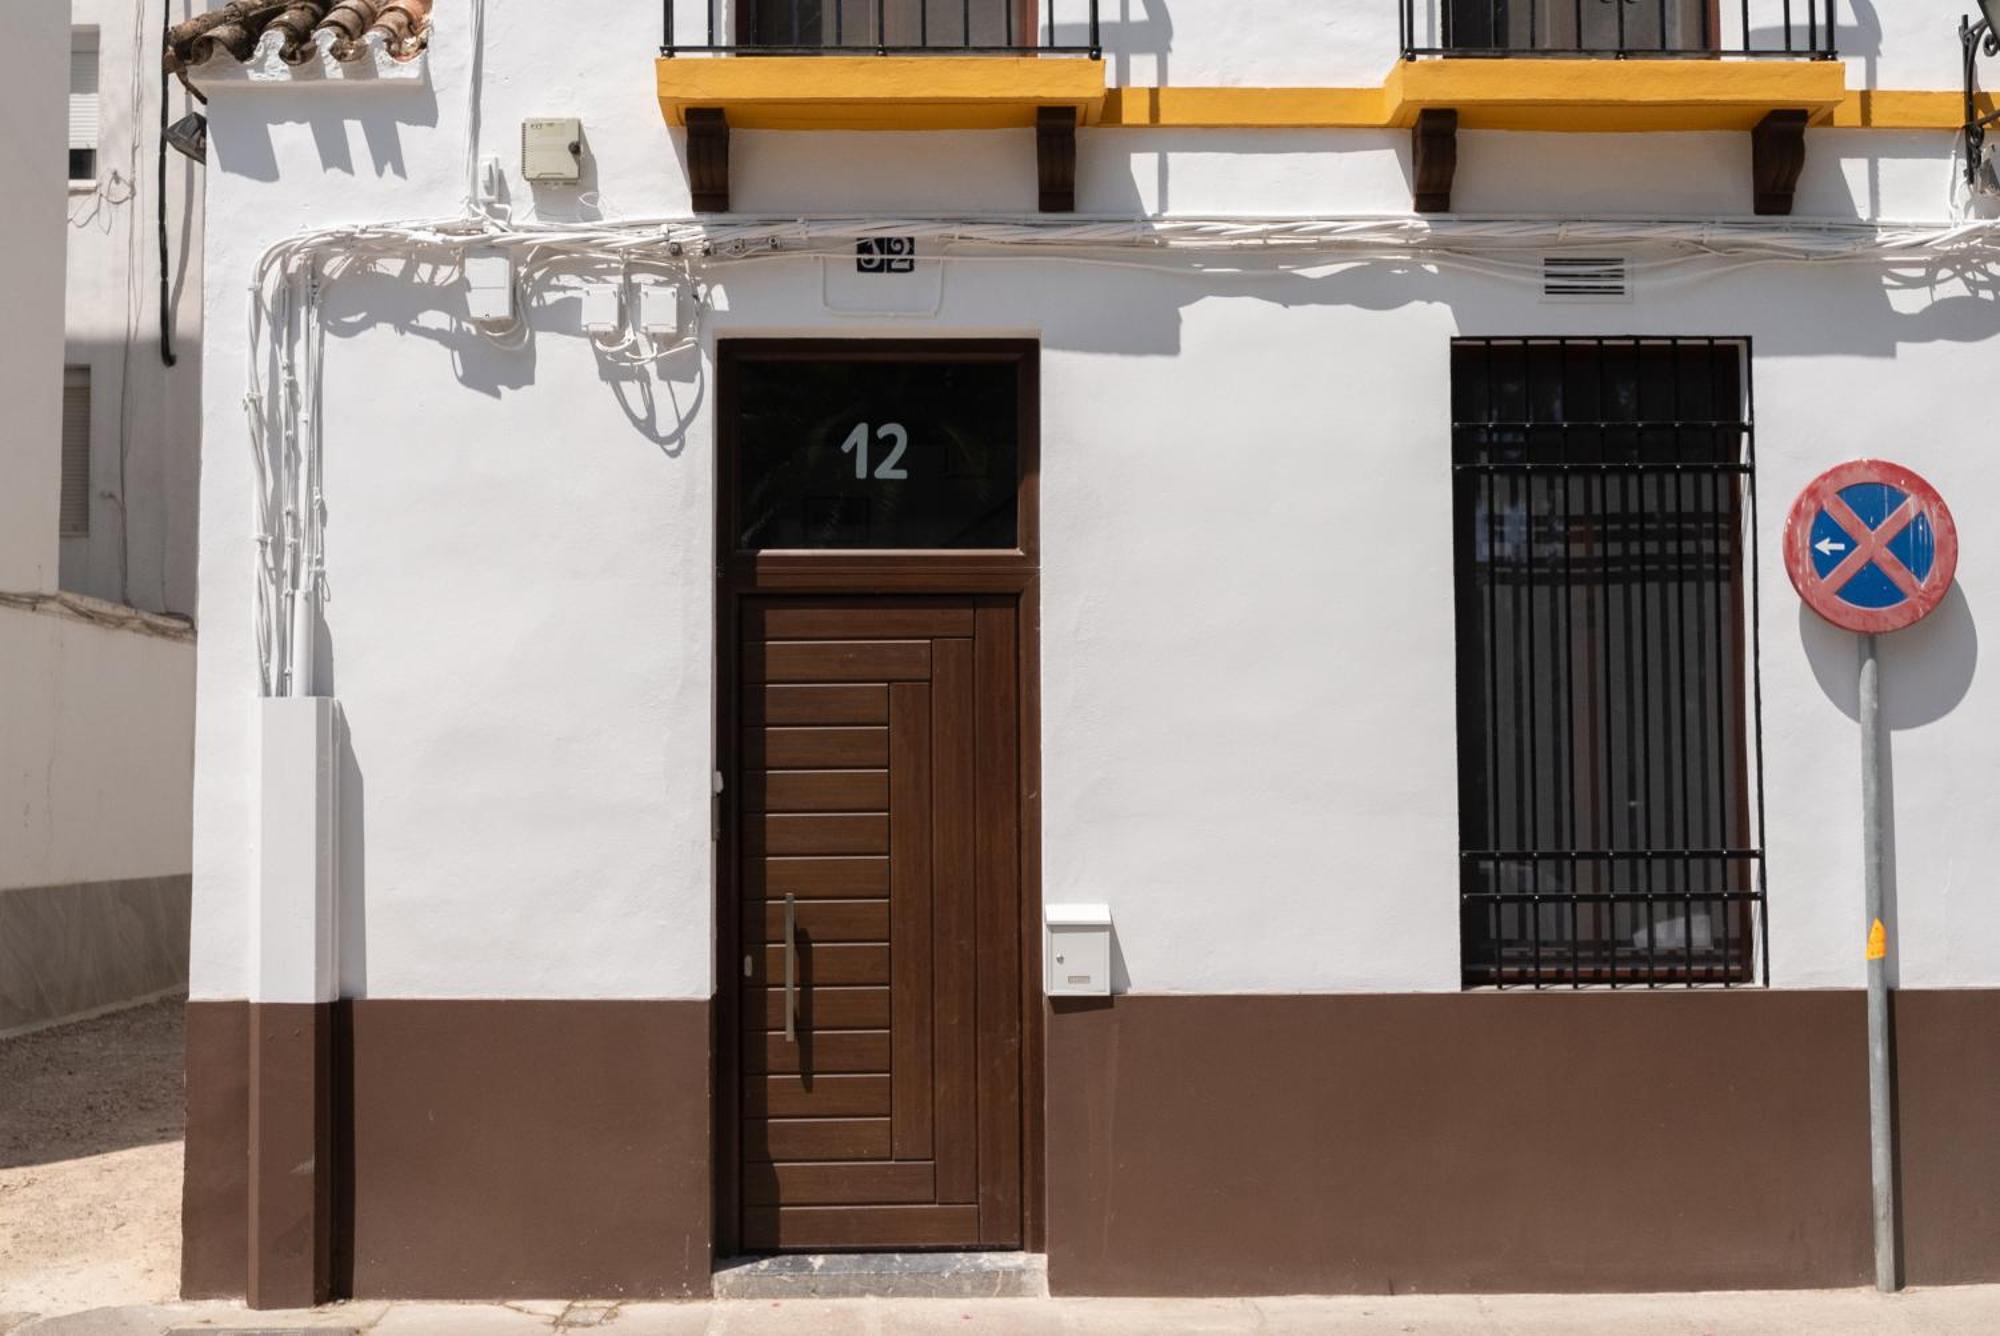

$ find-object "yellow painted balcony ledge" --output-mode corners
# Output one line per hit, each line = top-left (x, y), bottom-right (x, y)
(1101, 60), (1850, 132)
(659, 56), (1977, 134)
(1384, 57), (1849, 130)
(656, 56), (1109, 130)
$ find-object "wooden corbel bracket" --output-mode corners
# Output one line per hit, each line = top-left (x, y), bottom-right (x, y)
(686, 106), (730, 213)
(1413, 107), (1459, 214)
(1752, 108), (1809, 216)
(1037, 106), (1078, 213)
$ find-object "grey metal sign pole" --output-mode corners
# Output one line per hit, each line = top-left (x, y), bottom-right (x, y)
(1859, 631), (1896, 1293)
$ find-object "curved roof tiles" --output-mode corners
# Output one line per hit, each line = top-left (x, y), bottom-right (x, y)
(165, 1), (431, 71)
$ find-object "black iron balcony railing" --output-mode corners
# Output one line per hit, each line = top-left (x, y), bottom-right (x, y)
(1401, 0), (1837, 59)
(663, 0), (1101, 56)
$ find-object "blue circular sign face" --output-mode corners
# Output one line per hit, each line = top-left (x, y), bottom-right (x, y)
(1785, 460), (1958, 634)
(1806, 482), (1939, 611)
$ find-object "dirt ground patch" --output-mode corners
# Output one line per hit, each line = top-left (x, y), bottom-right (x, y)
(0, 1000), (184, 1320)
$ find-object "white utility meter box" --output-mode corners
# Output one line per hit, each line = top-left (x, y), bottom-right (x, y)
(1044, 904), (1113, 997)
(521, 117), (582, 182)
(463, 251), (514, 323)
(579, 283), (622, 334)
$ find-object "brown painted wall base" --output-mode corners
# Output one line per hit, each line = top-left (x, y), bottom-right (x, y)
(249, 1002), (332, 1307)
(1045, 990), (2000, 1296)
(1892, 990), (2000, 1284)
(184, 998), (712, 1302)
(185, 989), (2000, 1300)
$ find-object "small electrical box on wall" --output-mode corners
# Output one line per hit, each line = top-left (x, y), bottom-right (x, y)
(521, 117), (582, 183)
(1044, 904), (1113, 997)
(463, 251), (514, 323)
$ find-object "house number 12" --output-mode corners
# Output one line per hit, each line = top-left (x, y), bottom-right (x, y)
(839, 422), (909, 480)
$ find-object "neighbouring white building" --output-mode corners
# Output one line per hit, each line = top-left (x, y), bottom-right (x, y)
(64, 0), (205, 615)
(177, 0), (2000, 1308)
(0, 0), (199, 1038)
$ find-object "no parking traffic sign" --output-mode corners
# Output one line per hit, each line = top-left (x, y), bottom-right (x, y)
(1783, 460), (1958, 635)
(1784, 457), (1959, 1295)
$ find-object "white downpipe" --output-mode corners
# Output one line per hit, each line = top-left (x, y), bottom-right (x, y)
(287, 262), (322, 698)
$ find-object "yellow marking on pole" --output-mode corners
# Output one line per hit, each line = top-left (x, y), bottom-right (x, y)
(1866, 918), (1888, 961)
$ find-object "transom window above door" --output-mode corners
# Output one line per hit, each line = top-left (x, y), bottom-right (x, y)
(729, 347), (1027, 552)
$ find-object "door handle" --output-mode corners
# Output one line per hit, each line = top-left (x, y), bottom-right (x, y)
(783, 892), (797, 1043)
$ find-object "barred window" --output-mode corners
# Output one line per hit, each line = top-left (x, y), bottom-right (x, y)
(740, 0), (1024, 49)
(1452, 339), (1766, 988)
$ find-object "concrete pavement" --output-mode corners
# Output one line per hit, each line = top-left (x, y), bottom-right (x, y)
(10, 1287), (2000, 1336)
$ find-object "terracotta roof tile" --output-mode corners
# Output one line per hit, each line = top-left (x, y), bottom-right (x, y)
(165, 0), (431, 72)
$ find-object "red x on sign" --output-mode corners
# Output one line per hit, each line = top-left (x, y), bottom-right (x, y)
(1783, 460), (1958, 635)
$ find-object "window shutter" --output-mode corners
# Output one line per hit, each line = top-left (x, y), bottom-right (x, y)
(61, 367), (91, 538)
(69, 29), (99, 153)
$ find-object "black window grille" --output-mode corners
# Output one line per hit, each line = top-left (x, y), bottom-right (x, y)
(1452, 339), (1767, 988)
(1401, 1), (1838, 60)
(663, 0), (1100, 55)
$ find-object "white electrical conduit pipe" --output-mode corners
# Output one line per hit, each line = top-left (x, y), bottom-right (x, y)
(241, 211), (2000, 696)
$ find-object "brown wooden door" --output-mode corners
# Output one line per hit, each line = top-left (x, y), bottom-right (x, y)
(735, 596), (1021, 1251)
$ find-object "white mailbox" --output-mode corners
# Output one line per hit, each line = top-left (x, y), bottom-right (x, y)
(1044, 904), (1113, 997)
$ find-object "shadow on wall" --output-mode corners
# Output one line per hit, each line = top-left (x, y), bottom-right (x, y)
(1798, 588), (1979, 988)
(949, 244), (2000, 359)
(318, 259), (703, 454)
(1799, 587), (1979, 729)
(306, 237), (2000, 435)
(301, 621), (368, 997)
(207, 81), (438, 182)
(337, 695), (368, 999)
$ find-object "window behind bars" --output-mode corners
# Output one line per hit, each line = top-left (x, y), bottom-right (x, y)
(1451, 339), (1766, 988)
(739, 0), (1028, 48)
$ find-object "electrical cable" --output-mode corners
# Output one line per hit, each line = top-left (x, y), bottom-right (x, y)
(158, 32), (177, 369)
(238, 208), (2000, 693)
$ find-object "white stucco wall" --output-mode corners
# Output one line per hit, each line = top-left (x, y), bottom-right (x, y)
(190, 0), (2000, 1002)
(63, 0), (204, 616)
(0, 2), (195, 905)
(0, 0), (66, 593)
(0, 609), (195, 893)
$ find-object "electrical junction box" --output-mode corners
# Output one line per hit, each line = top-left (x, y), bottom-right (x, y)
(463, 251), (514, 323)
(1044, 904), (1112, 997)
(579, 283), (622, 334)
(521, 117), (582, 183)
(635, 281), (682, 335)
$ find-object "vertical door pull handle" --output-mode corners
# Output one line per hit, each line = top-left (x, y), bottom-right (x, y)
(783, 892), (797, 1043)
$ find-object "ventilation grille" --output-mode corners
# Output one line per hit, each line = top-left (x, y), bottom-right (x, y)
(1541, 256), (1632, 303)
(61, 367), (90, 538)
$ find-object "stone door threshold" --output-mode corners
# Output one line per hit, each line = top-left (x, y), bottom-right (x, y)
(711, 1252), (1048, 1300)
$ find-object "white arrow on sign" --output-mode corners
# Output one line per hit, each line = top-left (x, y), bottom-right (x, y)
(1815, 536), (1848, 556)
